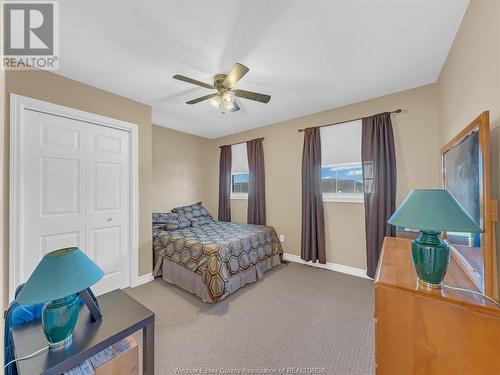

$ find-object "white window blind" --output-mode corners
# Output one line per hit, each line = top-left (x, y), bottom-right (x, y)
(321, 120), (362, 166)
(231, 143), (248, 173)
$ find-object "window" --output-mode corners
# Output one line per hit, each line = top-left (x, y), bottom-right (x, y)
(232, 172), (249, 193)
(320, 120), (364, 203)
(231, 143), (248, 199)
(321, 163), (363, 193)
(446, 232), (480, 247)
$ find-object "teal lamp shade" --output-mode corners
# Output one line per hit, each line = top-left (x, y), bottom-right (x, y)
(15, 247), (104, 348)
(388, 189), (481, 289)
(388, 189), (482, 233)
(16, 247), (105, 304)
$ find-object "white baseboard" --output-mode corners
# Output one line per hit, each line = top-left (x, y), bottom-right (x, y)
(130, 272), (154, 287)
(282, 252), (371, 280)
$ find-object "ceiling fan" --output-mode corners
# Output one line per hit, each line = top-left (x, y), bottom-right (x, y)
(173, 63), (271, 113)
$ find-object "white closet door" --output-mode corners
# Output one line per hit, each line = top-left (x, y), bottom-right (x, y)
(22, 110), (87, 282)
(86, 124), (130, 294)
(20, 109), (130, 295)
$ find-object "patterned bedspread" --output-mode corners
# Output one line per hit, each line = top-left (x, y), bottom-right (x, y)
(153, 221), (283, 301)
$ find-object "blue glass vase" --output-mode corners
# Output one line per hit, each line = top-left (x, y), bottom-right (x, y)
(42, 294), (80, 348)
(411, 230), (450, 289)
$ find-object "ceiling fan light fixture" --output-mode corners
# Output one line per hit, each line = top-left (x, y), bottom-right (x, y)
(210, 94), (222, 108)
(222, 92), (234, 104)
(223, 104), (235, 113)
(221, 94), (238, 113)
(220, 102), (233, 114)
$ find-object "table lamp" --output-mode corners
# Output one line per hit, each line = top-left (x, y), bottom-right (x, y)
(15, 247), (105, 348)
(388, 189), (482, 289)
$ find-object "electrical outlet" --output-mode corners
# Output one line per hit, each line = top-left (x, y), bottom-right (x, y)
(279, 234), (285, 242)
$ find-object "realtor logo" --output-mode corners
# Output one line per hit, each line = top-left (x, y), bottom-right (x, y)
(2, 1), (59, 69)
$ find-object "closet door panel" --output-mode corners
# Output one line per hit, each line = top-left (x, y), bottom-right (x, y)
(86, 124), (130, 294)
(21, 110), (86, 284)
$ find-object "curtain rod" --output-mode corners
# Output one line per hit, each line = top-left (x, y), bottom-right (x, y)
(297, 109), (403, 132)
(219, 137), (264, 148)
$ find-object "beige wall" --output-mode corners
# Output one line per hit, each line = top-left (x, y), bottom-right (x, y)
(437, 0), (499, 145)
(152, 125), (210, 211)
(204, 84), (441, 269)
(436, 0), (500, 283)
(3, 70), (153, 305)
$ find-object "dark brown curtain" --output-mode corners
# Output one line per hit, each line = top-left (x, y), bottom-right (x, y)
(362, 112), (397, 278)
(247, 139), (266, 225)
(301, 128), (326, 264)
(218, 145), (232, 222)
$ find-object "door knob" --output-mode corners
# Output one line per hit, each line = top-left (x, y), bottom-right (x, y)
(107, 218), (112, 222)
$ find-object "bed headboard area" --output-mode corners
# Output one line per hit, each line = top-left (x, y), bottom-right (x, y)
(441, 111), (498, 299)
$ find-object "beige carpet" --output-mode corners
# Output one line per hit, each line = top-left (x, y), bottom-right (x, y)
(125, 261), (375, 375)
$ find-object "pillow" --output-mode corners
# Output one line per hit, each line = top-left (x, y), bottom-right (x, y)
(152, 212), (171, 224)
(172, 202), (213, 221)
(152, 212), (191, 230)
(190, 216), (215, 227)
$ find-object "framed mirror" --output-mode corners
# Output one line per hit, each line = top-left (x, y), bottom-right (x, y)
(441, 111), (498, 299)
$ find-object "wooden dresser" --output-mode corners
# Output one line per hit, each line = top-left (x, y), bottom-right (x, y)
(374, 237), (500, 374)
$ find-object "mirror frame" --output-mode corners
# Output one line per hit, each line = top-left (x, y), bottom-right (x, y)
(441, 111), (498, 299)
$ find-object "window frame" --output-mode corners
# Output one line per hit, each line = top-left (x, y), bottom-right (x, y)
(321, 162), (364, 204)
(230, 171), (249, 200)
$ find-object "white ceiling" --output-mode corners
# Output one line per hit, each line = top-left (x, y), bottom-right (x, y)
(58, 0), (469, 139)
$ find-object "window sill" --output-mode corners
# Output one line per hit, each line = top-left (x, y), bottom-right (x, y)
(231, 193), (248, 200)
(322, 194), (364, 204)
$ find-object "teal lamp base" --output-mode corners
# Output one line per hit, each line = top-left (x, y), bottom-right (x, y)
(411, 230), (450, 289)
(42, 294), (80, 348)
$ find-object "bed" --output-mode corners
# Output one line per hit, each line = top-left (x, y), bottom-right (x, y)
(152, 203), (283, 302)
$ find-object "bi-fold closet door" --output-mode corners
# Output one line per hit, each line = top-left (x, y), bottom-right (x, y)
(20, 109), (130, 296)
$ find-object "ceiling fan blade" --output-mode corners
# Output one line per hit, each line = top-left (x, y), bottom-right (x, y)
(222, 63), (249, 88)
(233, 89), (271, 104)
(186, 93), (218, 105)
(173, 74), (214, 89)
